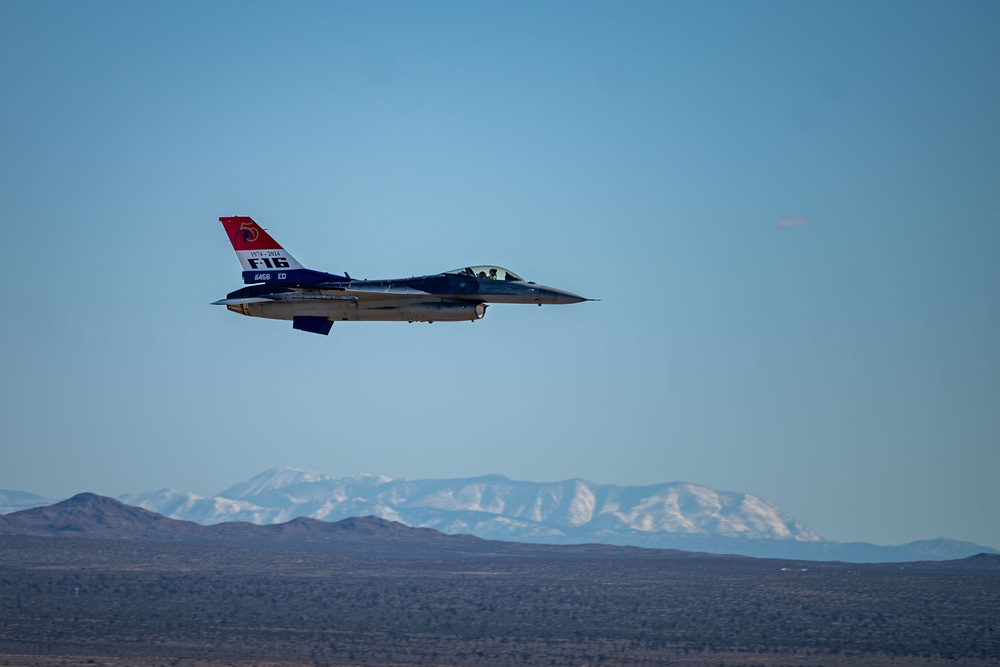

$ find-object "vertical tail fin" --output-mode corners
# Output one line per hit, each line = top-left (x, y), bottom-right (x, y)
(220, 216), (304, 284)
(220, 216), (349, 285)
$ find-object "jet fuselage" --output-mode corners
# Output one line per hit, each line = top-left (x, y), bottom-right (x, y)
(214, 216), (591, 334)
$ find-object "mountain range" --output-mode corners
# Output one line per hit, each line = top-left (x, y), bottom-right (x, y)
(3, 468), (995, 562)
(0, 492), (723, 560)
(3, 493), (999, 573)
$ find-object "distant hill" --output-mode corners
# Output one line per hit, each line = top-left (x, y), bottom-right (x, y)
(4, 468), (997, 562)
(0, 493), (696, 560)
(0, 492), (198, 539)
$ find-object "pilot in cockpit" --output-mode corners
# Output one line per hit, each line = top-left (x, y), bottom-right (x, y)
(488, 268), (498, 280)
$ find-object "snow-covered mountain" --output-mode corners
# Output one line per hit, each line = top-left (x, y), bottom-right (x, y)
(118, 467), (820, 547)
(5, 469), (995, 561)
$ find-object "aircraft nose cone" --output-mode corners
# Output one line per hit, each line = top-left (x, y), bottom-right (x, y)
(537, 286), (590, 304)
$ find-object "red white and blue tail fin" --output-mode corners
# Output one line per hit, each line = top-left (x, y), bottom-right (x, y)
(219, 216), (347, 285)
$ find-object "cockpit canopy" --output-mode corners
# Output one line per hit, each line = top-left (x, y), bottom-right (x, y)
(446, 266), (524, 282)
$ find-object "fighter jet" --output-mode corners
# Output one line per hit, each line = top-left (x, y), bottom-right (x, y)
(213, 216), (592, 335)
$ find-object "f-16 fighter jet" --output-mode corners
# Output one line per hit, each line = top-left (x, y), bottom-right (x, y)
(214, 216), (592, 335)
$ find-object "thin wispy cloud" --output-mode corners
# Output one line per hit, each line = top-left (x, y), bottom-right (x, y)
(775, 215), (808, 228)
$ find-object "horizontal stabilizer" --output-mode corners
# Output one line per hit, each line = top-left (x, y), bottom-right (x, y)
(211, 297), (277, 306)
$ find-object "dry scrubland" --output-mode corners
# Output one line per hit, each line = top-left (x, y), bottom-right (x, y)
(0, 536), (997, 667)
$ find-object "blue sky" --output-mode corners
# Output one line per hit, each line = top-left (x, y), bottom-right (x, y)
(2, 1), (998, 548)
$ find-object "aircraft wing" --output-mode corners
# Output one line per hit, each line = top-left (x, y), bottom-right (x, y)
(318, 284), (444, 302)
(336, 284), (431, 296)
(212, 296), (278, 306)
(213, 294), (359, 306)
